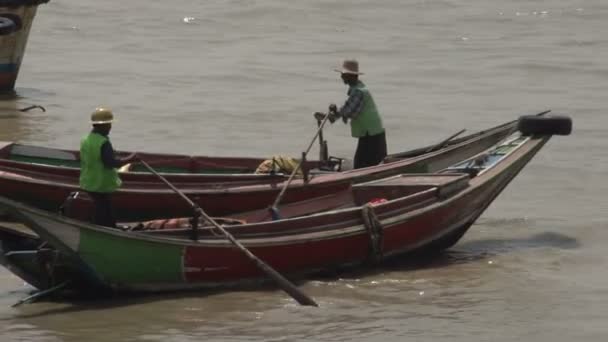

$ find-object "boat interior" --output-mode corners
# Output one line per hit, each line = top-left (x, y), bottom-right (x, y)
(0, 142), (277, 174)
(131, 135), (529, 239)
(0, 141), (351, 175)
(133, 172), (472, 239)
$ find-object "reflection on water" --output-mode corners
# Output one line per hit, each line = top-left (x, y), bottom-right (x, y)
(0, 229), (584, 341)
(0, 95), (23, 141)
(1, 230), (579, 317)
(325, 231), (581, 280)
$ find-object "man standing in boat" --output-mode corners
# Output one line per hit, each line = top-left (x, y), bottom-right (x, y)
(321, 59), (387, 169)
(79, 107), (137, 227)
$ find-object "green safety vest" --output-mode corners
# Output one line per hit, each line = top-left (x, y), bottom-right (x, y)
(349, 81), (384, 138)
(79, 132), (122, 193)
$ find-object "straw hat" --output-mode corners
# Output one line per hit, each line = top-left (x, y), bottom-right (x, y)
(91, 107), (114, 124)
(334, 59), (364, 75)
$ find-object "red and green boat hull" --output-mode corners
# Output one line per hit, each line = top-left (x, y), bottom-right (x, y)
(1, 136), (550, 293)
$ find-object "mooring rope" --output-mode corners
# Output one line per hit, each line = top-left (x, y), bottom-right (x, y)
(361, 204), (384, 264)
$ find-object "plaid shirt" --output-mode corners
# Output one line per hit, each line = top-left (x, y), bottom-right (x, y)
(338, 82), (365, 120)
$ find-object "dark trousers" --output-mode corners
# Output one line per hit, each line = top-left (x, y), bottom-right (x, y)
(87, 192), (117, 228)
(354, 131), (388, 169)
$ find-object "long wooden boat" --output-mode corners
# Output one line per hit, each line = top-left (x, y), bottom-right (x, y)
(0, 117), (521, 220)
(0, 141), (312, 184)
(0, 116), (514, 184)
(0, 115), (572, 297)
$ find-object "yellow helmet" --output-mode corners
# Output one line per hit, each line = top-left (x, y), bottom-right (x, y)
(91, 107), (114, 124)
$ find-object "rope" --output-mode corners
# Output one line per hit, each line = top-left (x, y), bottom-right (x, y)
(361, 204), (384, 264)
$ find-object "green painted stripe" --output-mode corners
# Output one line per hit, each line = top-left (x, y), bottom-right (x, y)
(78, 229), (184, 285)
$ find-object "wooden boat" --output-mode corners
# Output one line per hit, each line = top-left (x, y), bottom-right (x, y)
(0, 115), (572, 297)
(0, 115), (512, 184)
(0, 141), (314, 184)
(0, 116), (521, 220)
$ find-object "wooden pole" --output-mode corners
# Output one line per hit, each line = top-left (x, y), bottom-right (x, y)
(12, 281), (69, 307)
(138, 159), (318, 307)
(317, 117), (328, 163)
(425, 129), (466, 153)
(270, 112), (332, 214)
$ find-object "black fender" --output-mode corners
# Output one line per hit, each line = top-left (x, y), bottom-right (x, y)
(0, 16), (17, 35)
(518, 115), (572, 136)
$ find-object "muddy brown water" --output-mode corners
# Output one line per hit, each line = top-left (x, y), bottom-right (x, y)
(1, 1), (606, 341)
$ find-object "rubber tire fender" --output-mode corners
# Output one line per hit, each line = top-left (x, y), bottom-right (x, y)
(518, 115), (572, 136)
(0, 16), (16, 35)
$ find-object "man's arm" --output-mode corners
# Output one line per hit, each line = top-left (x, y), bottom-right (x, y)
(337, 88), (365, 120)
(101, 141), (132, 168)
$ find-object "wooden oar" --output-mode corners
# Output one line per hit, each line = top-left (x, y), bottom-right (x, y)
(12, 281), (69, 307)
(138, 159), (319, 307)
(270, 112), (332, 219)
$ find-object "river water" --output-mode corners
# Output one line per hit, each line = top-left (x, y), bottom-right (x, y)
(1, 0), (606, 341)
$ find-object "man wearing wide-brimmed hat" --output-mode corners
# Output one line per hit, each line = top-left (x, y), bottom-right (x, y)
(79, 107), (137, 227)
(326, 59), (387, 169)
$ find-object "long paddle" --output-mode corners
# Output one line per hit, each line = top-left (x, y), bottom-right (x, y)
(138, 159), (319, 307)
(270, 112), (332, 219)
